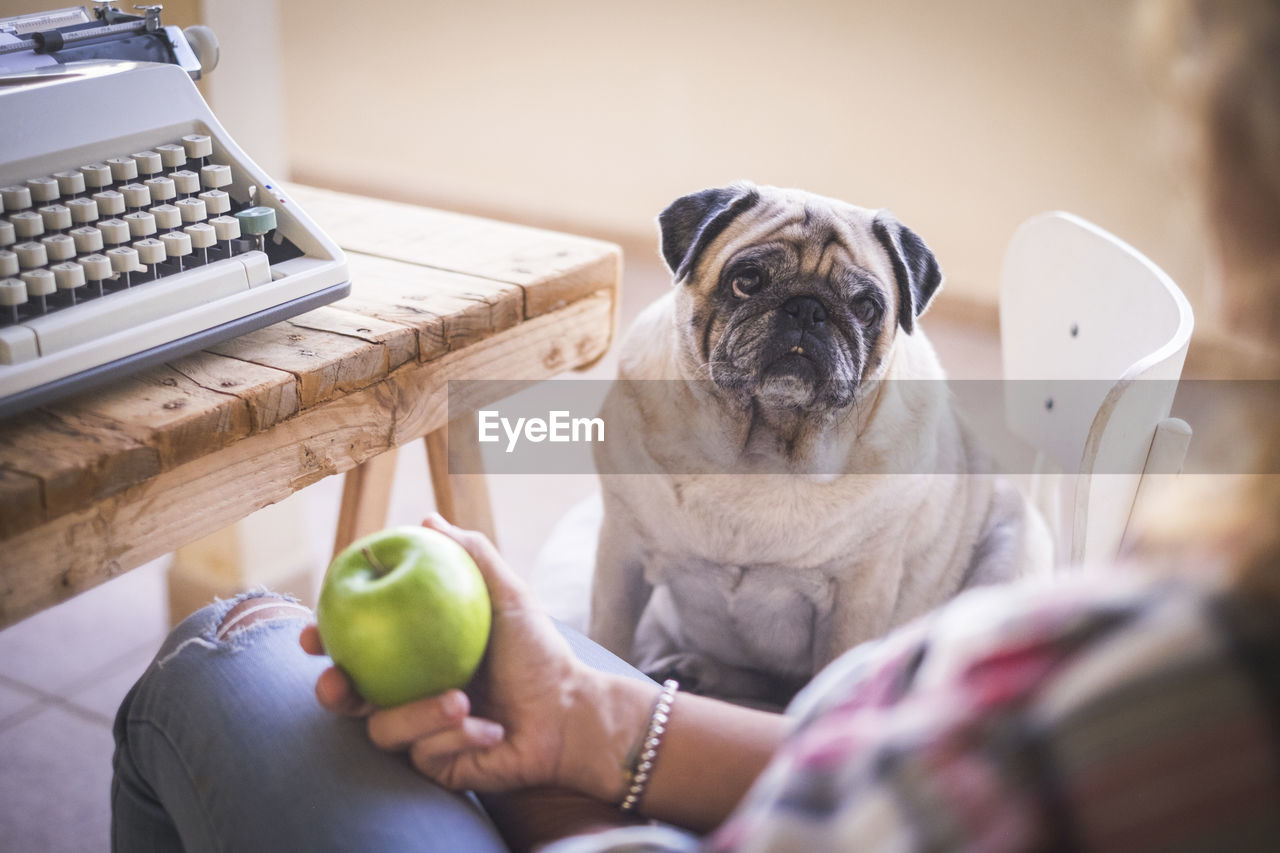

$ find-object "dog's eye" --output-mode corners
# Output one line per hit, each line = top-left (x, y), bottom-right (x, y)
(730, 269), (766, 299)
(853, 297), (881, 323)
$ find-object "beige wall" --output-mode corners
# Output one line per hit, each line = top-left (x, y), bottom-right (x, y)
(277, 0), (1207, 315)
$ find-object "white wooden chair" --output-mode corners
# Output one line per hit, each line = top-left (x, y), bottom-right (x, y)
(1000, 212), (1195, 567)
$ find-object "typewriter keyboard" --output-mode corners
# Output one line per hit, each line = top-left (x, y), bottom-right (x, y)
(0, 135), (303, 366)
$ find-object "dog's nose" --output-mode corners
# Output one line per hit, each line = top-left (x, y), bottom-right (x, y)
(783, 295), (827, 330)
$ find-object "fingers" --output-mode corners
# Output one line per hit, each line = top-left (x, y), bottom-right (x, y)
(315, 666), (374, 718)
(408, 717), (505, 784)
(303, 624), (375, 717)
(367, 688), (473, 751)
(364, 688), (505, 790)
(422, 514), (531, 610)
(299, 623), (324, 656)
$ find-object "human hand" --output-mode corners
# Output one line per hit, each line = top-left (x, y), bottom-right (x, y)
(302, 514), (638, 798)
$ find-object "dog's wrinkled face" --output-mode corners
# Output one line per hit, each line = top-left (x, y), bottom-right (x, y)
(659, 182), (942, 412)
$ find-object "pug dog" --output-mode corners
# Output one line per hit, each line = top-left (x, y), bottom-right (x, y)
(587, 182), (1052, 708)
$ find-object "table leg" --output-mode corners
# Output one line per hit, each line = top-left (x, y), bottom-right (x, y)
(424, 418), (497, 545)
(332, 448), (400, 558)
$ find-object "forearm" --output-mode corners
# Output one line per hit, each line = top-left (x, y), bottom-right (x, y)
(636, 682), (790, 832)
(566, 671), (792, 833)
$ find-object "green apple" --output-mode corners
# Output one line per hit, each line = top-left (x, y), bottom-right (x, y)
(316, 525), (492, 707)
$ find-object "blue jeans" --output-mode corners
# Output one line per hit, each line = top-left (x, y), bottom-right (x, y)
(111, 592), (649, 852)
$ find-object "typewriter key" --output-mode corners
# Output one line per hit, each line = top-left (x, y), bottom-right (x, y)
(199, 189), (230, 215)
(161, 231), (192, 272)
(185, 222), (215, 265)
(151, 204), (181, 232)
(122, 183), (151, 211)
(11, 211), (44, 239)
(0, 277), (25, 322)
(52, 262), (86, 305)
(70, 226), (104, 255)
(107, 247), (139, 289)
(182, 134), (213, 165)
(54, 171), (86, 198)
(156, 143), (187, 169)
(107, 157), (139, 184)
(39, 204), (72, 233)
(201, 164), (231, 190)
(171, 170), (200, 197)
(125, 211), (157, 238)
(79, 253), (112, 297)
(27, 177), (59, 204)
(93, 190), (126, 216)
(1, 185), (32, 211)
(96, 218), (130, 248)
(145, 176), (177, 203)
(41, 234), (75, 263)
(20, 269), (55, 313)
(132, 151), (163, 178)
(67, 197), (99, 225)
(14, 241), (47, 270)
(79, 163), (112, 191)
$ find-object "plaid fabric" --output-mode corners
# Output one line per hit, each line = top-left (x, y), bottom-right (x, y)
(707, 573), (1280, 852)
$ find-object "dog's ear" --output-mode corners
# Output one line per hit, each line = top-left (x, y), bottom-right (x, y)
(871, 212), (943, 335)
(658, 182), (760, 282)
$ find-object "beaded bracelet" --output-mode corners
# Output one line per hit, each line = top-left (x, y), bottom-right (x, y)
(618, 678), (679, 813)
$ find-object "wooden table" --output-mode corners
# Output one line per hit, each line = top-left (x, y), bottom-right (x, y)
(0, 186), (620, 630)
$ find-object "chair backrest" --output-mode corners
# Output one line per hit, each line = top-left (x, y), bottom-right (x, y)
(1000, 212), (1194, 566)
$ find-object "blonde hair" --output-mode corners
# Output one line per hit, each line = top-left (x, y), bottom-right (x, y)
(1137, 0), (1280, 594)
(1140, 0), (1280, 339)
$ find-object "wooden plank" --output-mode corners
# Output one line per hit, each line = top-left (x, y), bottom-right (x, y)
(167, 350), (300, 433)
(0, 386), (393, 626)
(0, 468), (44, 539)
(284, 184), (621, 319)
(0, 356), (289, 527)
(203, 257), (527, 408)
(57, 362), (252, 470)
(524, 249), (620, 321)
(287, 304), (418, 374)
(206, 322), (390, 410)
(0, 291), (613, 627)
(337, 253), (524, 361)
(391, 290), (614, 444)
(0, 407), (160, 519)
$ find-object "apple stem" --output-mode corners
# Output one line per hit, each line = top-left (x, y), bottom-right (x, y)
(361, 546), (391, 577)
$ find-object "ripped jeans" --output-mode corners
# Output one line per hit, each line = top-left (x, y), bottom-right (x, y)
(111, 591), (648, 852)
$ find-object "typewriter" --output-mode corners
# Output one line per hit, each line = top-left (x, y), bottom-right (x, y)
(0, 4), (350, 418)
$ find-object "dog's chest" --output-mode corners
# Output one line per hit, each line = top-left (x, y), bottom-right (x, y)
(649, 554), (836, 675)
(633, 475), (895, 671)
(645, 473), (894, 568)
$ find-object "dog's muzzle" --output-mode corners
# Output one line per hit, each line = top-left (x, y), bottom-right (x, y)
(747, 294), (859, 409)
(764, 295), (835, 376)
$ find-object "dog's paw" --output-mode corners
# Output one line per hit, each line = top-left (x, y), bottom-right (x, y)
(643, 652), (716, 694)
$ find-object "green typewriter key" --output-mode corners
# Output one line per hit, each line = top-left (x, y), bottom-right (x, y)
(234, 206), (276, 236)
(234, 206), (277, 254)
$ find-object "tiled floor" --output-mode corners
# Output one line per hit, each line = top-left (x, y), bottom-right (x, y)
(0, 251), (1002, 850)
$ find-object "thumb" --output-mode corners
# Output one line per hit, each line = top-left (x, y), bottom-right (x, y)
(421, 514), (532, 611)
